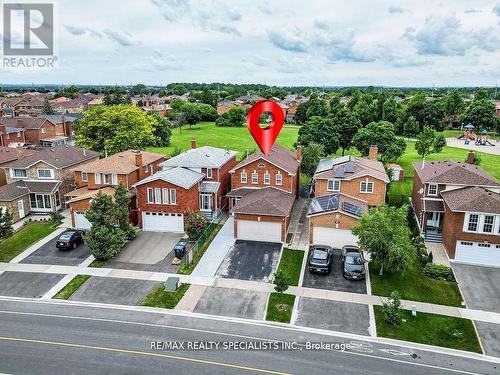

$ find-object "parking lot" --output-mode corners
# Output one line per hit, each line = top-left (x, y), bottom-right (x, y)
(216, 240), (282, 282)
(302, 247), (367, 294)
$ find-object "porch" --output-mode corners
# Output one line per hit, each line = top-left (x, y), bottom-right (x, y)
(26, 181), (62, 214)
(422, 199), (445, 243)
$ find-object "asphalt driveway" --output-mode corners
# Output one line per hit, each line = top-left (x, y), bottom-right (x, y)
(216, 240), (282, 282)
(0, 272), (65, 298)
(194, 286), (268, 320)
(302, 248), (367, 294)
(452, 263), (500, 357)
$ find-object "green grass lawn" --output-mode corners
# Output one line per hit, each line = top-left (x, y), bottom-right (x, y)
(139, 283), (190, 309)
(387, 177), (413, 207)
(0, 221), (59, 262)
(374, 306), (482, 353)
(88, 259), (107, 268)
(276, 248), (305, 286)
(53, 275), (91, 299)
(266, 292), (295, 323)
(178, 224), (222, 275)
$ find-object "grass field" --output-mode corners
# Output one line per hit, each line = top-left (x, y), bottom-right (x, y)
(276, 248), (305, 287)
(54, 275), (91, 299)
(374, 306), (482, 353)
(266, 293), (295, 323)
(139, 283), (190, 309)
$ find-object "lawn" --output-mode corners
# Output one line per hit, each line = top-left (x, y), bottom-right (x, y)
(276, 248), (305, 286)
(139, 283), (190, 309)
(266, 292), (295, 323)
(374, 306), (482, 353)
(177, 224), (222, 275)
(0, 221), (59, 262)
(387, 177), (413, 207)
(53, 275), (91, 299)
(89, 259), (107, 268)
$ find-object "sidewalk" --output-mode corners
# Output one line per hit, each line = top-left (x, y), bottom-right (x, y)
(2, 261), (500, 325)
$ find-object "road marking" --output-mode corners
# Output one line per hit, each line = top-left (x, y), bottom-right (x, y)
(0, 336), (289, 375)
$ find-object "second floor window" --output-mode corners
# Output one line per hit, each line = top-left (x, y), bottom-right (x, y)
(81, 172), (88, 182)
(240, 170), (247, 183)
(467, 214), (479, 231)
(360, 181), (374, 193)
(41, 128), (47, 134)
(13, 169), (27, 178)
(37, 169), (53, 179)
(264, 171), (270, 185)
(206, 168), (212, 178)
(428, 184), (438, 196)
(276, 172), (282, 185)
(483, 215), (494, 233)
(252, 171), (258, 184)
(327, 179), (340, 192)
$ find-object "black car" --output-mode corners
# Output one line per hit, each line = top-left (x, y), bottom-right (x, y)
(56, 230), (83, 250)
(308, 245), (333, 274)
(173, 238), (189, 259)
(342, 245), (366, 280)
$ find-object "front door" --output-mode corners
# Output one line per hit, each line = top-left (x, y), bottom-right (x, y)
(201, 194), (212, 211)
(17, 200), (25, 218)
(426, 212), (441, 229)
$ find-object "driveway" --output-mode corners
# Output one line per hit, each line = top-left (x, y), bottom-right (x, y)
(302, 248), (367, 294)
(452, 263), (500, 357)
(106, 231), (184, 272)
(295, 297), (371, 336)
(193, 286), (268, 320)
(69, 276), (159, 306)
(0, 272), (65, 298)
(216, 240), (282, 282)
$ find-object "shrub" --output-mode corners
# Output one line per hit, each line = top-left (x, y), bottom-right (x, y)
(50, 211), (64, 223)
(422, 263), (456, 282)
(382, 291), (403, 326)
(185, 212), (208, 241)
(0, 207), (14, 239)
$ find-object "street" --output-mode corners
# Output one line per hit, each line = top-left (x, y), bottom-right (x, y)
(0, 299), (498, 374)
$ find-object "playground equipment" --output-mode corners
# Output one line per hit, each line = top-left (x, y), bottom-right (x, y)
(458, 123), (476, 141)
(475, 129), (495, 146)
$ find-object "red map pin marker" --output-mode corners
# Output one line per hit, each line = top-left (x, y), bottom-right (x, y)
(247, 100), (285, 155)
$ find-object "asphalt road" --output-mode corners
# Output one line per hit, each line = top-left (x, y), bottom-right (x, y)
(0, 299), (498, 375)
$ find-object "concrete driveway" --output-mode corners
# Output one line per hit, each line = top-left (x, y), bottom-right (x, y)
(193, 286), (268, 320)
(452, 263), (500, 357)
(216, 240), (282, 282)
(302, 248), (367, 294)
(295, 297), (370, 336)
(0, 272), (65, 298)
(106, 231), (184, 272)
(69, 277), (159, 306)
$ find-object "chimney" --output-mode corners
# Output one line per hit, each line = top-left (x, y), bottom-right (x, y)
(135, 150), (143, 167)
(191, 138), (197, 149)
(466, 150), (475, 164)
(296, 143), (302, 161)
(368, 145), (378, 161)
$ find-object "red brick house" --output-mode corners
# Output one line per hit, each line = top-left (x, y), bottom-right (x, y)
(65, 150), (165, 229)
(0, 117), (70, 147)
(228, 144), (301, 242)
(0, 125), (25, 147)
(411, 152), (500, 266)
(134, 141), (237, 232)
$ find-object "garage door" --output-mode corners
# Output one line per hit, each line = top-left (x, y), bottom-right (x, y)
(143, 212), (184, 232)
(455, 241), (500, 267)
(312, 227), (358, 248)
(74, 211), (91, 230)
(237, 220), (282, 242)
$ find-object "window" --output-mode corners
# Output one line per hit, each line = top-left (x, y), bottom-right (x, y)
(240, 170), (247, 183)
(427, 184), (438, 196)
(147, 188), (154, 203)
(55, 191), (60, 207)
(162, 188), (169, 204)
(252, 170), (258, 184)
(103, 174), (111, 185)
(95, 173), (101, 184)
(111, 174), (118, 185)
(41, 128), (47, 134)
(467, 214), (479, 232)
(154, 188), (161, 204)
(460, 241), (473, 246)
(16, 131), (21, 137)
(206, 168), (212, 178)
(81, 172), (88, 182)
(12, 169), (27, 178)
(170, 189), (177, 205)
(264, 171), (270, 185)
(37, 169), (53, 179)
(144, 165), (148, 173)
(360, 181), (374, 193)
(478, 243), (491, 248)
(276, 172), (282, 185)
(327, 179), (340, 192)
(29, 193), (52, 209)
(483, 215), (494, 233)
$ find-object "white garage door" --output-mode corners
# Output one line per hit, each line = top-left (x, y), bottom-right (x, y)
(312, 227), (358, 249)
(455, 241), (500, 267)
(143, 212), (184, 232)
(237, 219), (282, 243)
(74, 211), (91, 230)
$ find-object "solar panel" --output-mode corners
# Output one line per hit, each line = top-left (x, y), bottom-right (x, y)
(335, 167), (345, 178)
(344, 162), (354, 173)
(308, 194), (339, 215)
(342, 202), (363, 217)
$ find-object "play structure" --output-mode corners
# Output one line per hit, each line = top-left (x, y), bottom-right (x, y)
(458, 124), (495, 146)
(476, 129), (495, 146)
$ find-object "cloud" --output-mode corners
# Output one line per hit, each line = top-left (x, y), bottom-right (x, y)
(65, 25), (102, 38)
(102, 29), (141, 46)
(267, 27), (307, 52)
(494, 3), (500, 16)
(388, 5), (408, 14)
(464, 9), (482, 14)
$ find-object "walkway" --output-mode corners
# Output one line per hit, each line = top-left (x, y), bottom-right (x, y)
(2, 261), (500, 325)
(191, 216), (235, 277)
(445, 137), (500, 156)
(287, 198), (310, 250)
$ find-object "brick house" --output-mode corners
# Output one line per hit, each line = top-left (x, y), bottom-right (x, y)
(65, 150), (165, 229)
(307, 146), (389, 248)
(411, 152), (500, 266)
(228, 144), (301, 242)
(133, 141), (237, 232)
(0, 117), (70, 147)
(0, 125), (25, 147)
(0, 146), (99, 222)
(0, 147), (37, 186)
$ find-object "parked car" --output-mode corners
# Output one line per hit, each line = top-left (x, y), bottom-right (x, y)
(342, 245), (366, 280)
(173, 238), (189, 259)
(56, 230), (84, 250)
(308, 245), (333, 274)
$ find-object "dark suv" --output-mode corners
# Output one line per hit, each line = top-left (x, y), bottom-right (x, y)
(342, 245), (366, 280)
(308, 245), (333, 274)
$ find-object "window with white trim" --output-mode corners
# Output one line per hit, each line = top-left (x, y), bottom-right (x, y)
(360, 181), (374, 193)
(327, 179), (340, 192)
(37, 169), (53, 179)
(147, 188), (154, 203)
(81, 172), (88, 182)
(240, 170), (247, 183)
(427, 184), (438, 196)
(95, 173), (101, 184)
(483, 215), (494, 233)
(263, 171), (270, 185)
(12, 169), (27, 178)
(162, 188), (169, 204)
(111, 174), (118, 185)
(103, 174), (110, 185)
(41, 128), (47, 134)
(154, 188), (161, 204)
(467, 214), (479, 232)
(252, 170), (258, 184)
(206, 168), (212, 178)
(169, 189), (176, 204)
(276, 172), (282, 185)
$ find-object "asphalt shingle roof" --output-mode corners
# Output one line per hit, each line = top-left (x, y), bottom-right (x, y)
(413, 160), (499, 186)
(441, 187), (500, 214)
(231, 145), (300, 175)
(308, 193), (368, 217)
(161, 146), (237, 169)
(134, 166), (204, 189)
(3, 146), (99, 169)
(230, 187), (295, 217)
(314, 155), (389, 183)
(75, 150), (164, 174)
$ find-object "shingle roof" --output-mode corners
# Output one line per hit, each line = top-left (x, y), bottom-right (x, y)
(413, 160), (499, 186)
(0, 117), (52, 129)
(75, 150), (164, 174)
(231, 187), (295, 217)
(314, 155), (389, 183)
(200, 181), (219, 193)
(423, 199), (445, 212)
(65, 186), (120, 203)
(308, 193), (368, 217)
(161, 146), (237, 169)
(0, 180), (59, 201)
(24, 180), (60, 194)
(134, 166), (204, 189)
(441, 187), (500, 214)
(231, 144), (300, 175)
(37, 115), (76, 123)
(3, 146), (99, 169)
(226, 187), (261, 197)
(0, 147), (37, 164)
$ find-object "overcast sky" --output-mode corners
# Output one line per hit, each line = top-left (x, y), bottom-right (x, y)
(2, 0), (500, 87)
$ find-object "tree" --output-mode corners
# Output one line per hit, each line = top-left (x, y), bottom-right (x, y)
(103, 87), (130, 105)
(415, 126), (446, 159)
(75, 104), (156, 155)
(297, 116), (340, 155)
(382, 291), (403, 326)
(301, 143), (324, 177)
(215, 107), (246, 127)
(150, 115), (172, 147)
(395, 110), (419, 137)
(273, 269), (289, 300)
(382, 97), (398, 124)
(0, 207), (13, 239)
(42, 98), (55, 115)
(353, 93), (379, 126)
(406, 93), (443, 131)
(113, 183), (136, 240)
(460, 98), (497, 132)
(331, 107), (361, 155)
(131, 84), (148, 96)
(185, 212), (208, 241)
(352, 205), (414, 276)
(352, 121), (406, 162)
(179, 102), (201, 127)
(85, 192), (116, 227)
(443, 91), (464, 127)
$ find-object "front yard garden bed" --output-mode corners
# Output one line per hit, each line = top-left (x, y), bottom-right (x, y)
(276, 248), (304, 286)
(139, 283), (190, 309)
(54, 275), (91, 299)
(266, 292), (295, 323)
